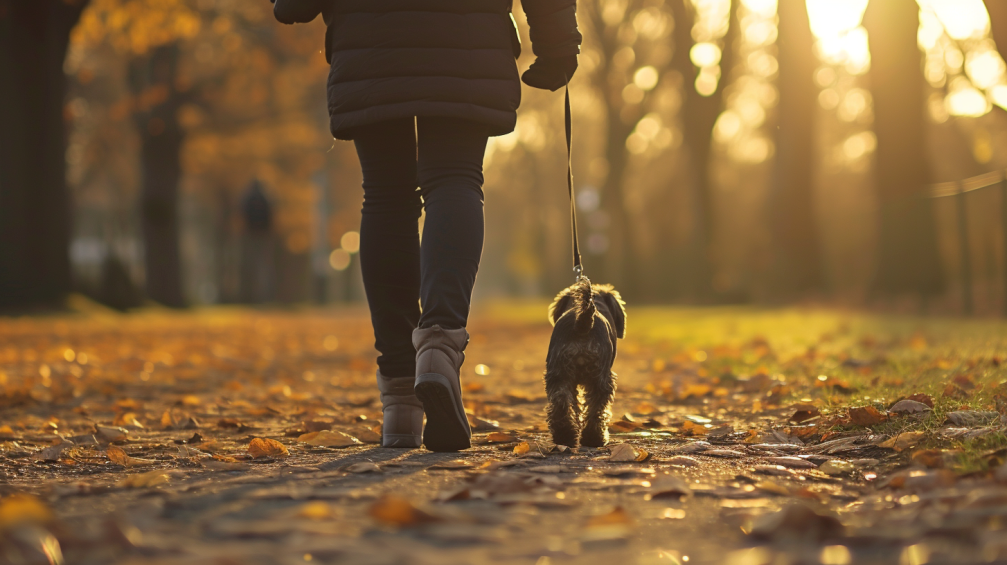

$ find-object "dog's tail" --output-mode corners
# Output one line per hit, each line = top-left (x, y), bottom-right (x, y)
(573, 278), (595, 336)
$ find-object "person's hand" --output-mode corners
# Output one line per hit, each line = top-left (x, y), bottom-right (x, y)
(271, 0), (325, 24)
(521, 55), (578, 91)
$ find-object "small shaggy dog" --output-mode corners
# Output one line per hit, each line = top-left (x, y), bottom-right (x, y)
(545, 278), (626, 448)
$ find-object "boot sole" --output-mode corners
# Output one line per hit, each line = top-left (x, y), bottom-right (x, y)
(382, 434), (421, 448)
(415, 373), (471, 452)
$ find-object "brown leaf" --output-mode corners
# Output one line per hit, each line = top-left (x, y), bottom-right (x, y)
(346, 462), (382, 474)
(943, 383), (970, 399)
(106, 445), (154, 467)
(248, 437), (289, 458)
(945, 410), (1000, 427)
(368, 495), (440, 527)
(36, 442), (70, 462)
(748, 504), (844, 542)
(586, 506), (634, 528)
(789, 404), (821, 424)
(513, 442), (531, 455)
(649, 473), (692, 499)
(911, 449), (945, 468)
(298, 430), (360, 448)
(848, 406), (887, 426)
(95, 425), (128, 442)
(878, 431), (925, 452)
(119, 470), (171, 488)
(906, 393), (935, 408)
(428, 459), (474, 470)
(608, 419), (642, 433)
(485, 431), (518, 443)
(889, 399), (932, 415)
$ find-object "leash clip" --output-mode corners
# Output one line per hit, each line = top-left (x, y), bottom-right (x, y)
(573, 264), (584, 282)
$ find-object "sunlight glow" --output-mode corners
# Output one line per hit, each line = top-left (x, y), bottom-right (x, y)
(946, 80), (991, 117)
(805, 0), (868, 39)
(920, 0), (989, 40)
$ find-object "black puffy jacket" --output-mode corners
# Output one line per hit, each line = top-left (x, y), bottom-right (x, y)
(274, 0), (581, 140)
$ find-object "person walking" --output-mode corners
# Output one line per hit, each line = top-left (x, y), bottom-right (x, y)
(271, 0), (582, 451)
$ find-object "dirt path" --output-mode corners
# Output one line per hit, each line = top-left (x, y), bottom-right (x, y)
(2, 304), (1007, 564)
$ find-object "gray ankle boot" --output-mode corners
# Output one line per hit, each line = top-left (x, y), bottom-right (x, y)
(412, 325), (472, 452)
(376, 371), (423, 448)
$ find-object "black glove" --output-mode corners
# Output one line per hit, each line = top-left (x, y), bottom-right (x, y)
(271, 0), (326, 24)
(521, 55), (578, 91)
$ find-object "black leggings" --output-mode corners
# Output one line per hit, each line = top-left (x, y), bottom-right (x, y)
(354, 117), (488, 378)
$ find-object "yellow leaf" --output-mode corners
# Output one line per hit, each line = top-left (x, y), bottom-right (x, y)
(368, 495), (439, 527)
(248, 437), (289, 458)
(755, 480), (790, 496)
(0, 425), (15, 436)
(513, 442), (530, 455)
(297, 501), (336, 520)
(0, 495), (53, 528)
(119, 470), (171, 488)
(297, 430), (360, 448)
(878, 431), (925, 452)
(486, 431), (518, 443)
(586, 506), (634, 528)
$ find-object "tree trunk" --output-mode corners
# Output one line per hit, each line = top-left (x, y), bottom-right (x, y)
(985, 0), (1007, 61)
(583, 0), (642, 295)
(129, 44), (186, 307)
(671, 0), (738, 300)
(767, 0), (822, 297)
(863, 0), (945, 297)
(0, 0), (88, 309)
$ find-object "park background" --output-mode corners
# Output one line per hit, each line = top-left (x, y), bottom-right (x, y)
(4, 0), (1007, 315)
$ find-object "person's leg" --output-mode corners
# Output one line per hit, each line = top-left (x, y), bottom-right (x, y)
(353, 118), (424, 448)
(411, 116), (489, 452)
(416, 117), (488, 329)
(354, 118), (422, 378)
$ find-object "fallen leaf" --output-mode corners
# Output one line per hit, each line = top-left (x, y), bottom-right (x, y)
(608, 420), (642, 433)
(602, 466), (655, 477)
(36, 442), (71, 462)
(755, 480), (790, 496)
(943, 383), (970, 399)
(349, 426), (382, 444)
(945, 411), (1000, 427)
(906, 393), (935, 408)
(666, 455), (701, 467)
(649, 473), (692, 499)
(848, 406), (887, 426)
(819, 460), (854, 475)
(429, 459), (475, 470)
(889, 400), (932, 415)
(765, 456), (816, 469)
(113, 412), (144, 429)
(748, 504), (844, 542)
(248, 437), (289, 458)
(106, 446), (154, 467)
(513, 442), (530, 455)
(485, 431), (518, 443)
(586, 506), (634, 528)
(878, 431), (925, 452)
(346, 462), (382, 474)
(119, 470), (171, 488)
(468, 416), (501, 432)
(608, 443), (649, 462)
(298, 430), (360, 448)
(633, 401), (660, 414)
(0, 495), (54, 528)
(704, 449), (745, 458)
(911, 449), (945, 468)
(296, 501), (336, 519)
(368, 495), (440, 527)
(681, 420), (709, 436)
(789, 404), (821, 424)
(95, 425), (128, 442)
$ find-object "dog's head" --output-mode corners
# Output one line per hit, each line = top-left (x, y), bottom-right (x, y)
(547, 281), (626, 339)
(592, 284), (626, 339)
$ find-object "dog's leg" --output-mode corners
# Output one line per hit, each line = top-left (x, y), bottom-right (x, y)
(545, 370), (580, 448)
(579, 371), (616, 447)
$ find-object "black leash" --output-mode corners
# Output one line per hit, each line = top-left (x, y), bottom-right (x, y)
(564, 82), (584, 281)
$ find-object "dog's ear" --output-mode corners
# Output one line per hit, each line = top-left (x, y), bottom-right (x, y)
(599, 288), (626, 338)
(547, 290), (574, 326)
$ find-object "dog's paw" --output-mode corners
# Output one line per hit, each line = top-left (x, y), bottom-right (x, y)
(579, 428), (608, 448)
